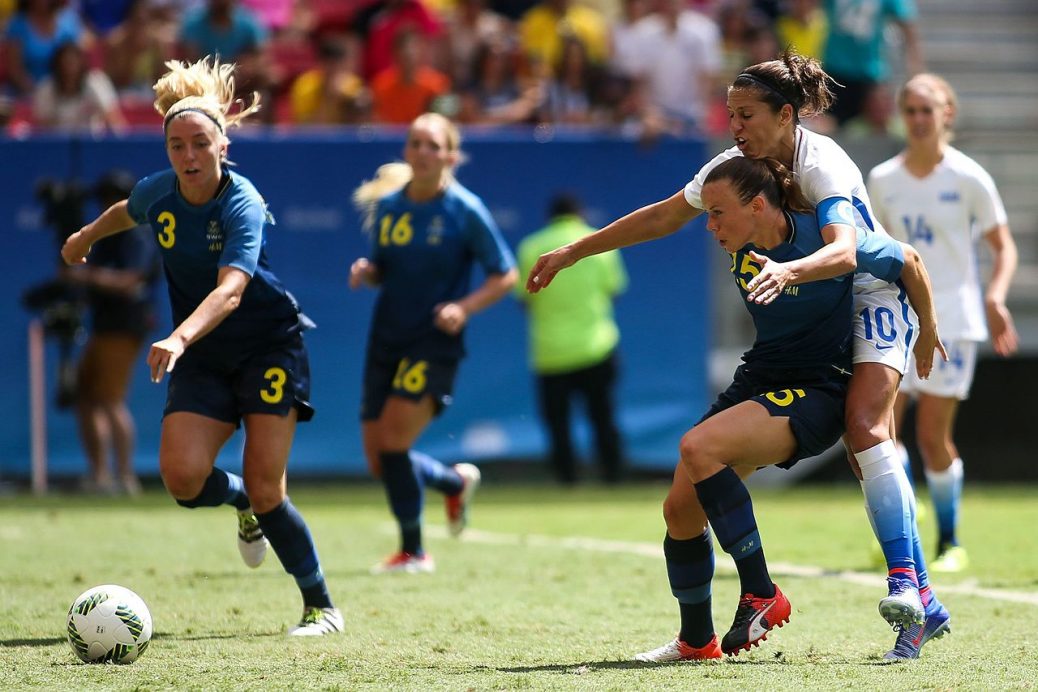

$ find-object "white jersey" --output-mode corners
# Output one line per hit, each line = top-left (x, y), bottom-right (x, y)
(685, 127), (892, 293)
(685, 126), (917, 373)
(868, 147), (1007, 342)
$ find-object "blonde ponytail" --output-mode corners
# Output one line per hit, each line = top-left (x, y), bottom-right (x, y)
(154, 57), (261, 135)
(351, 163), (413, 230)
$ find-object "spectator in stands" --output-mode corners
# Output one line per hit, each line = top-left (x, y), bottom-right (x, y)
(104, 0), (178, 98)
(442, 0), (511, 88)
(842, 81), (903, 140)
(370, 26), (451, 124)
(608, 0), (652, 80)
(774, 0), (827, 61)
(457, 35), (541, 124)
(289, 35), (369, 125)
(359, 0), (445, 82)
(79, 0), (136, 37)
(62, 170), (160, 495)
(626, 0), (722, 136)
(519, 0), (608, 76)
(179, 0), (271, 118)
(822, 0), (923, 126)
(541, 34), (597, 124)
(32, 40), (127, 133)
(516, 193), (627, 484)
(239, 0), (295, 33)
(3, 0), (84, 96)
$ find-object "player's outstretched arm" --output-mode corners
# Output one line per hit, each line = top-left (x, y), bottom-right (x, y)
(61, 200), (136, 265)
(746, 222), (857, 305)
(526, 190), (700, 292)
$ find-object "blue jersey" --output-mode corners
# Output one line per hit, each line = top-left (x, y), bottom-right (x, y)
(127, 168), (305, 358)
(817, 197), (905, 283)
(368, 181), (515, 357)
(732, 211), (853, 370)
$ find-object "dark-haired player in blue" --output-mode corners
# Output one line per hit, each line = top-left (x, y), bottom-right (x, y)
(530, 155), (922, 660)
(350, 113), (518, 574)
(61, 57), (342, 636)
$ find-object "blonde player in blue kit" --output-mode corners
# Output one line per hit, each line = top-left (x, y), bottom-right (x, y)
(61, 57), (342, 636)
(870, 73), (1018, 575)
(350, 113), (518, 574)
(527, 50), (950, 661)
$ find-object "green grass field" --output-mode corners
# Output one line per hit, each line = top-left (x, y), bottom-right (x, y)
(3, 481), (1037, 690)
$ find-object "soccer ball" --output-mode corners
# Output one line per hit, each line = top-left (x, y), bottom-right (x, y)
(66, 585), (153, 664)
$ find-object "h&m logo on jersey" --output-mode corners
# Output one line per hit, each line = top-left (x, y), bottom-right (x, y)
(939, 191), (961, 202)
(426, 216), (444, 245)
(206, 219), (223, 252)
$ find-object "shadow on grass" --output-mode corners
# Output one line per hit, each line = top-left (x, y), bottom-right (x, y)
(1, 630), (282, 649)
(493, 651), (795, 673)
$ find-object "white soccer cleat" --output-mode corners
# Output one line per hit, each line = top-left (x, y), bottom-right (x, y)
(288, 607), (344, 637)
(879, 576), (925, 629)
(370, 551), (436, 575)
(236, 508), (269, 569)
(446, 463), (481, 537)
(634, 635), (722, 662)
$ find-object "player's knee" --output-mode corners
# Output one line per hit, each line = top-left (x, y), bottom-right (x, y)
(844, 410), (886, 450)
(243, 478), (285, 514)
(159, 461), (205, 500)
(678, 430), (712, 474)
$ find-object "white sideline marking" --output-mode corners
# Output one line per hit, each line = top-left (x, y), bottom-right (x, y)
(426, 525), (1038, 607)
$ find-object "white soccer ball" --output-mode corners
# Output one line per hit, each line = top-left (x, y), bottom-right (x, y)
(66, 584), (153, 664)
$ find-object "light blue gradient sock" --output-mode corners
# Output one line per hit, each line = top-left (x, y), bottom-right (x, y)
(857, 441), (914, 573)
(925, 458), (963, 548)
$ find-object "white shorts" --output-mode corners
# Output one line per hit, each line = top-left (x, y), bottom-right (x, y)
(901, 339), (978, 400)
(852, 283), (918, 376)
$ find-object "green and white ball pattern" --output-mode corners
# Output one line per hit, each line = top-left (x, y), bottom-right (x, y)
(66, 585), (153, 664)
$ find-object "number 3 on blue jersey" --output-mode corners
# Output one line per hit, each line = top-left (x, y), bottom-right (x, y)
(861, 306), (898, 343)
(157, 211), (176, 248)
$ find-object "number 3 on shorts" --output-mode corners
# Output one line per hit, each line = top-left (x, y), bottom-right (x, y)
(261, 367), (287, 403)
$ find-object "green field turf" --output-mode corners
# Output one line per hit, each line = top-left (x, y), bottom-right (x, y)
(3, 481), (1037, 690)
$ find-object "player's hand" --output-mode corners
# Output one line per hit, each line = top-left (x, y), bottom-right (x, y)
(147, 335), (186, 383)
(526, 245), (576, 293)
(912, 320), (947, 379)
(433, 302), (468, 335)
(349, 257), (378, 290)
(60, 228), (93, 265)
(986, 300), (1019, 357)
(745, 251), (791, 305)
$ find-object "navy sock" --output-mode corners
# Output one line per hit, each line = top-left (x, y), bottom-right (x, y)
(694, 467), (774, 598)
(381, 450), (424, 555)
(256, 499), (332, 609)
(175, 468), (250, 510)
(665, 532), (715, 648)
(411, 450), (463, 496)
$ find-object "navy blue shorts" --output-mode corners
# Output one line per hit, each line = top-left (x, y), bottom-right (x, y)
(698, 363), (848, 469)
(361, 345), (459, 421)
(164, 334), (314, 426)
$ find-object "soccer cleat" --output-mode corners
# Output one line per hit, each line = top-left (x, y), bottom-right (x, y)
(634, 635), (722, 662)
(287, 607), (344, 637)
(370, 551), (436, 575)
(446, 463), (481, 537)
(721, 583), (791, 656)
(878, 575), (925, 629)
(931, 545), (969, 573)
(883, 602), (951, 660)
(236, 508), (269, 569)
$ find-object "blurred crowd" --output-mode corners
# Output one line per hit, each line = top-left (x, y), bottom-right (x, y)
(0, 0), (920, 138)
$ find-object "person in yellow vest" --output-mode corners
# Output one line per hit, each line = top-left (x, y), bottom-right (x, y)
(516, 193), (627, 484)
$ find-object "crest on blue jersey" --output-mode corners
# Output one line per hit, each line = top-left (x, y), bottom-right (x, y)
(206, 219), (223, 252)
